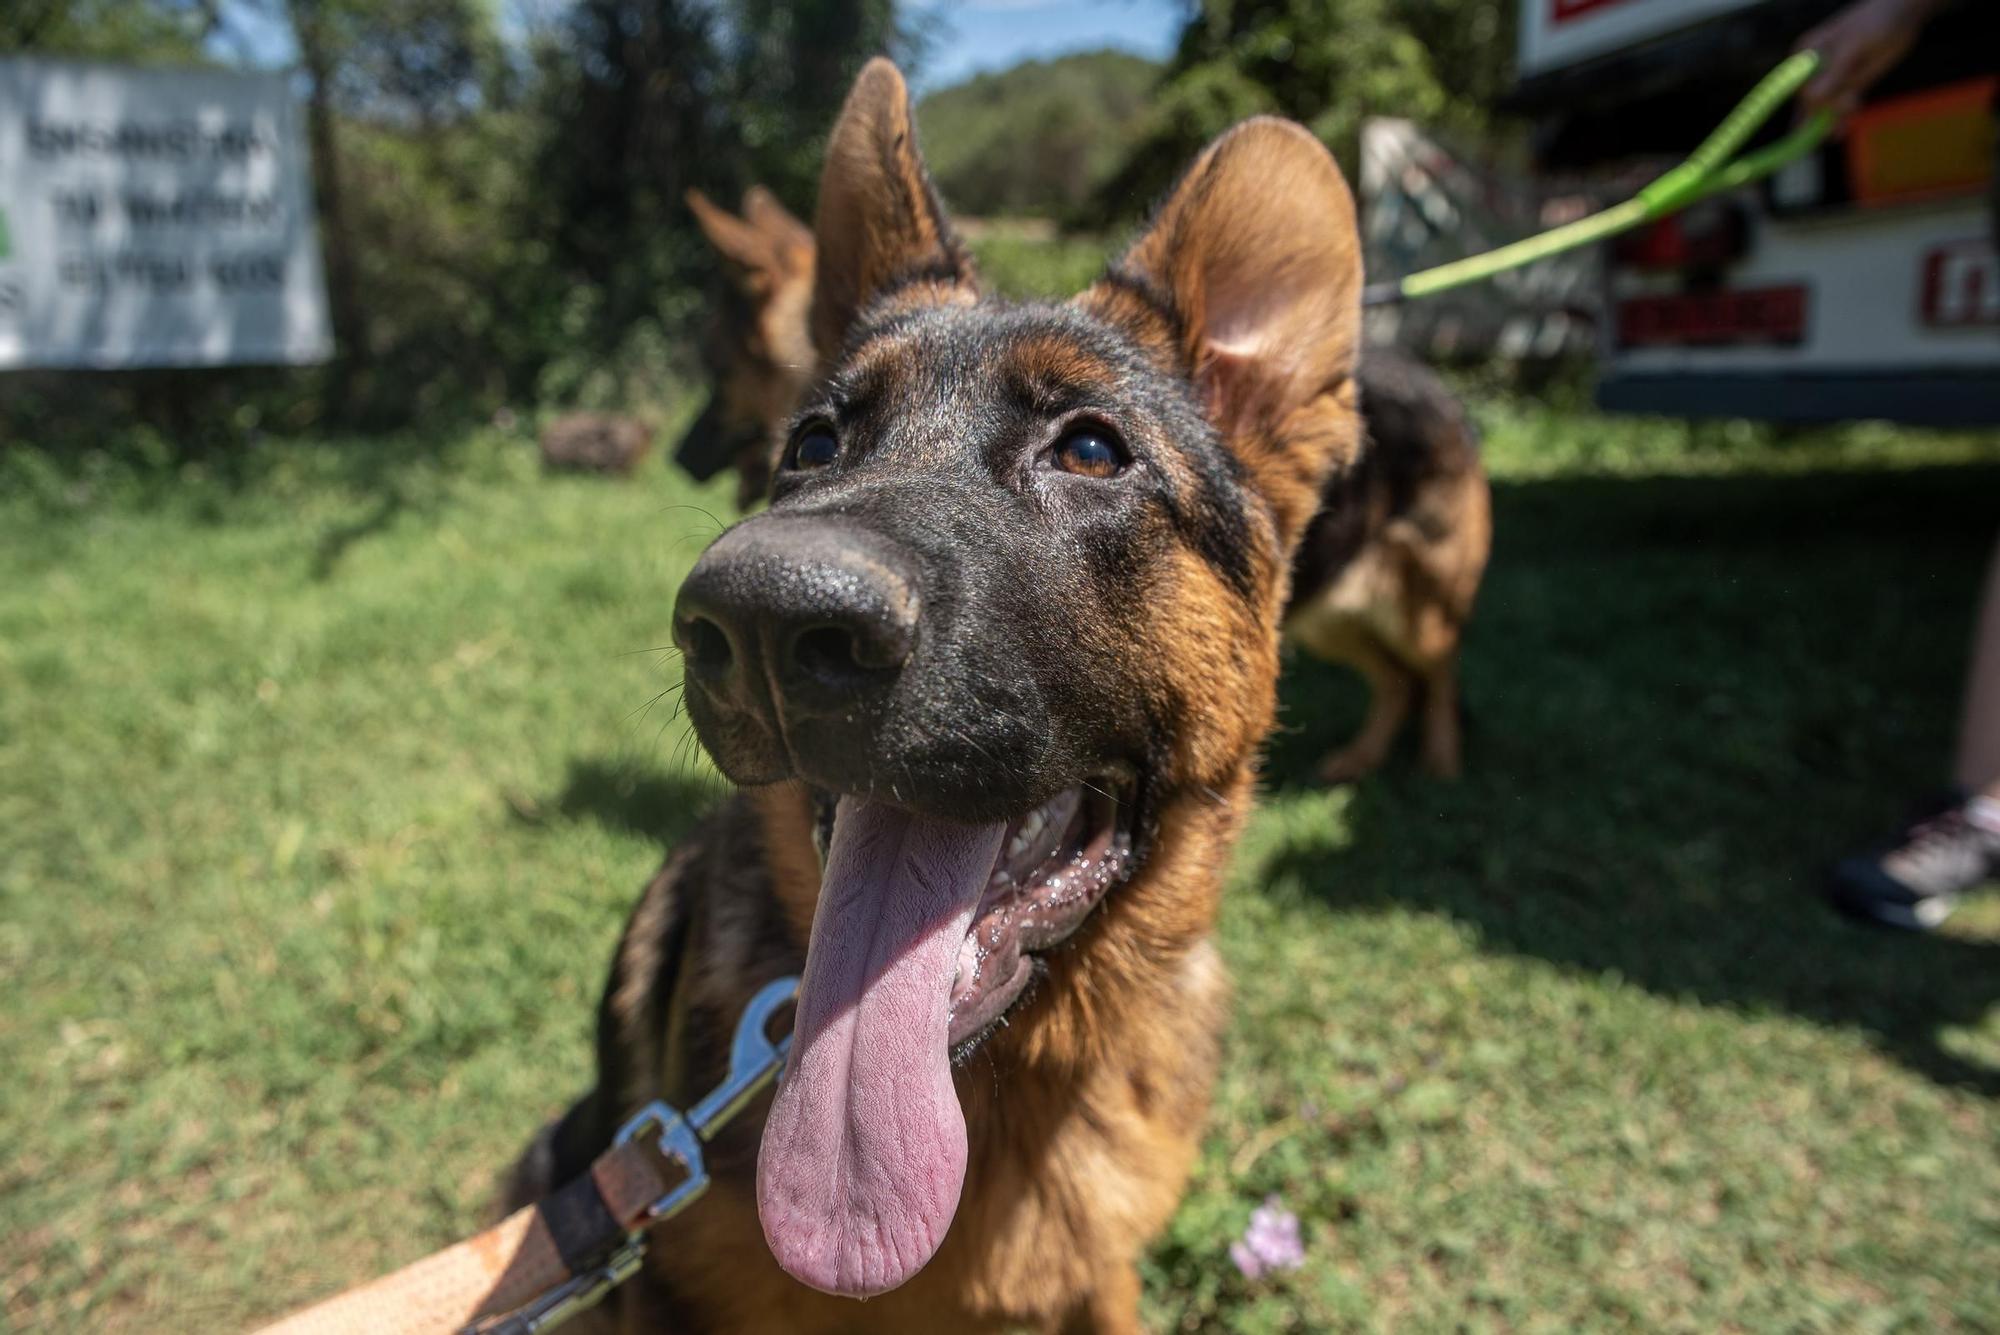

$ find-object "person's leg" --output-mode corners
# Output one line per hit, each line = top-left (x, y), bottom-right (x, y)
(1951, 535), (2000, 793)
(1827, 534), (2000, 929)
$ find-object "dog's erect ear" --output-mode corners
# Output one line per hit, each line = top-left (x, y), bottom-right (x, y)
(1083, 118), (1362, 546)
(688, 188), (783, 278)
(810, 57), (974, 359)
(742, 186), (814, 264)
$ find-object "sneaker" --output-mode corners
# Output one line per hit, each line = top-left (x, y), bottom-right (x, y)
(1827, 794), (2000, 930)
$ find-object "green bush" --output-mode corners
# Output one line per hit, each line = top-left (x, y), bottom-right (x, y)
(918, 50), (1160, 222)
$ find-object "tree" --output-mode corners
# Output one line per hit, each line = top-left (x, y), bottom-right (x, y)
(0, 0), (210, 62)
(1096, 0), (1517, 221)
(533, 0), (908, 360)
(917, 50), (1160, 220)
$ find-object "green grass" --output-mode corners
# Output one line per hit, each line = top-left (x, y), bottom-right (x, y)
(966, 225), (1119, 299)
(4, 404), (1998, 1333)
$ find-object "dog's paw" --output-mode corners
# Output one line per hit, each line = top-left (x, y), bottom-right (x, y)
(1314, 746), (1383, 786)
(1420, 739), (1463, 780)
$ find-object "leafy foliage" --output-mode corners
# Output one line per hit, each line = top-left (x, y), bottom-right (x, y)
(1096, 0), (1517, 221)
(917, 50), (1160, 220)
(309, 0), (509, 124)
(0, 0), (209, 63)
(526, 0), (908, 372)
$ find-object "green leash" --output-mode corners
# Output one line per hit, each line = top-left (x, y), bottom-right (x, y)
(1362, 50), (1835, 307)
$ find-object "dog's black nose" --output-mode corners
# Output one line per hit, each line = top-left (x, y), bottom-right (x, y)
(674, 519), (919, 719)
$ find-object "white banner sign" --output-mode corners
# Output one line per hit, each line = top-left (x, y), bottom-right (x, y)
(0, 58), (332, 370)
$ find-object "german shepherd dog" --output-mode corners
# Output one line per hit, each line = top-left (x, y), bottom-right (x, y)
(1284, 351), (1488, 782)
(674, 186), (818, 510)
(679, 203), (1489, 785)
(505, 58), (1363, 1331)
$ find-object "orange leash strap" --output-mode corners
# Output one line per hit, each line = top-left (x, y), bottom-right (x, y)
(252, 977), (800, 1335)
(255, 1138), (673, 1335)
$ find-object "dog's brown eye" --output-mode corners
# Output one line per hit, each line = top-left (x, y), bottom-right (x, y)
(790, 423), (838, 470)
(1049, 427), (1127, 479)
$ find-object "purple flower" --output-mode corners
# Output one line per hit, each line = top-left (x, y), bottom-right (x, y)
(1229, 1195), (1306, 1280)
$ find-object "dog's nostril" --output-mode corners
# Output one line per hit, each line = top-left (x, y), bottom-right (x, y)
(792, 625), (865, 682)
(680, 615), (734, 676)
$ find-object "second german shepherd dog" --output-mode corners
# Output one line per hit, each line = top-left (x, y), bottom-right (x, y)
(675, 185), (818, 510)
(508, 57), (1369, 1331)
(678, 190), (1490, 786)
(1284, 353), (1488, 781)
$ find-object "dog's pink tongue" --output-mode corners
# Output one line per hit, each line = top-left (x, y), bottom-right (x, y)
(757, 796), (1006, 1297)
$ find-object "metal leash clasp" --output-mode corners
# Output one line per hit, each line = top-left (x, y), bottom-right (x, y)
(613, 974), (799, 1222)
(468, 976), (799, 1335)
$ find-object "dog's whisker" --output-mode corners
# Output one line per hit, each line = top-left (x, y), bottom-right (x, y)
(626, 685), (679, 727)
(652, 688), (693, 745)
(655, 503), (728, 534)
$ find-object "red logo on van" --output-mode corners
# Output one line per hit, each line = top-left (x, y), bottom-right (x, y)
(1552, 0), (1632, 20)
(1617, 286), (1809, 347)
(1921, 240), (2000, 327)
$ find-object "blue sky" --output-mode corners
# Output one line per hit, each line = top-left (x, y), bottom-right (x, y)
(906, 0), (1184, 91)
(209, 1), (1187, 92)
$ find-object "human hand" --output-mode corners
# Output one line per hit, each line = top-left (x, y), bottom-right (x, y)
(1796, 0), (1943, 116)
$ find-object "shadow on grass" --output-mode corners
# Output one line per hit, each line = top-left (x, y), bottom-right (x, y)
(312, 487), (415, 578)
(531, 755), (726, 850)
(1263, 461), (2000, 1093)
(305, 432), (500, 578)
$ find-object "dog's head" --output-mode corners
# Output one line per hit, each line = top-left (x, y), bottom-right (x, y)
(672, 59), (1360, 1299)
(676, 186), (818, 506)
